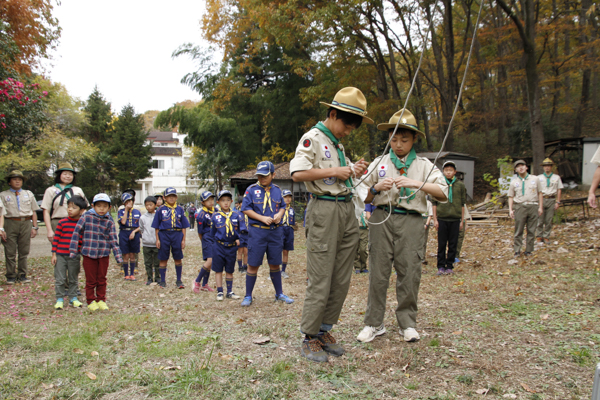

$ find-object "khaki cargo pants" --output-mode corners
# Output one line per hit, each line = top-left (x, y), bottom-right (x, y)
(514, 203), (538, 253)
(2, 219), (32, 280)
(536, 198), (555, 239)
(300, 198), (358, 336)
(354, 228), (368, 271)
(364, 209), (424, 330)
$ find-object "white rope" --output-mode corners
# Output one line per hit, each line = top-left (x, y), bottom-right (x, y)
(365, 0), (485, 226)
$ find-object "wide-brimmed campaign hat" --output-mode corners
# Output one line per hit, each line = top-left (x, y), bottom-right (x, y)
(541, 158), (554, 166)
(6, 170), (25, 183)
(320, 87), (374, 124)
(377, 109), (425, 138)
(513, 159), (527, 168)
(55, 162), (76, 175)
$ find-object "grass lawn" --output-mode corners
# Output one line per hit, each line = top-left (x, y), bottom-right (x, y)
(0, 212), (599, 399)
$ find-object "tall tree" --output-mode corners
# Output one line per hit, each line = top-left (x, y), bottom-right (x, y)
(109, 104), (153, 190)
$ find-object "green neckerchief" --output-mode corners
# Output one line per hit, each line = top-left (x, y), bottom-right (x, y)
(390, 148), (417, 204)
(543, 172), (553, 188)
(360, 212), (366, 228)
(54, 183), (74, 206)
(517, 173), (529, 196)
(314, 122), (351, 188)
(445, 176), (456, 203)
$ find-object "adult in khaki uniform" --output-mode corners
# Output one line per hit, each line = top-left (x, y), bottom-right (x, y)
(291, 87), (370, 363)
(508, 160), (543, 256)
(356, 109), (448, 344)
(536, 158), (563, 243)
(1, 171), (40, 283)
(353, 208), (369, 273)
(422, 198), (433, 265)
(41, 162), (88, 243)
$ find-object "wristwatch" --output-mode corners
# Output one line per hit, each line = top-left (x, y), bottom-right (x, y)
(370, 185), (380, 196)
(33, 227), (39, 230)
(0, 228), (4, 232)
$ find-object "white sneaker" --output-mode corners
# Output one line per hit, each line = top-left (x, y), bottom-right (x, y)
(281, 271), (289, 279)
(402, 327), (420, 342)
(216, 292), (224, 301)
(357, 324), (386, 343)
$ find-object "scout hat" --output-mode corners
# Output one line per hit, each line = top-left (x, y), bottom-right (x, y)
(541, 158), (554, 166)
(513, 159), (527, 169)
(121, 192), (133, 203)
(256, 161), (275, 176)
(164, 187), (177, 196)
(282, 189), (292, 197)
(123, 188), (136, 198)
(200, 191), (215, 202)
(154, 192), (164, 199)
(377, 109), (425, 138)
(55, 162), (76, 175)
(217, 190), (233, 200)
(6, 170), (25, 183)
(442, 161), (457, 170)
(320, 87), (374, 124)
(92, 193), (111, 204)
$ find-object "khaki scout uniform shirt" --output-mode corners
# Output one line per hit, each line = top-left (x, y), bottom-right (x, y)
(357, 153), (448, 215)
(290, 127), (353, 196)
(508, 174), (543, 203)
(591, 146), (600, 165)
(0, 189), (39, 217)
(537, 174), (564, 197)
(0, 198), (6, 217)
(41, 185), (87, 219)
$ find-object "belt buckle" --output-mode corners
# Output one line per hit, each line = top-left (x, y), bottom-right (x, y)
(344, 194), (352, 203)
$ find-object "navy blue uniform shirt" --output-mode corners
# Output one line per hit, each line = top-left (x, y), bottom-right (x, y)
(211, 210), (247, 243)
(241, 183), (283, 226)
(151, 205), (190, 230)
(117, 208), (141, 229)
(282, 204), (296, 226)
(196, 207), (214, 237)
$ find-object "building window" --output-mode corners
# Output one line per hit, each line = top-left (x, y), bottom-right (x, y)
(160, 143), (168, 147)
(153, 160), (164, 169)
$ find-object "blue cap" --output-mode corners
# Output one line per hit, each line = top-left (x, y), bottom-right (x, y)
(282, 189), (292, 197)
(121, 193), (133, 203)
(92, 193), (111, 204)
(256, 161), (275, 176)
(164, 187), (177, 196)
(200, 191), (215, 202)
(217, 190), (233, 200)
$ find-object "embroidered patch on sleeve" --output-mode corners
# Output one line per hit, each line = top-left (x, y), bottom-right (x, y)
(303, 139), (311, 148)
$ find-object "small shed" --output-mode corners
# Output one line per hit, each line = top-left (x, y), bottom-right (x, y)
(417, 152), (477, 200)
(582, 138), (600, 185)
(230, 162), (310, 203)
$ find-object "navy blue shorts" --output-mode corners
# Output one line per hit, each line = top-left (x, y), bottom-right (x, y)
(157, 231), (184, 261)
(248, 225), (283, 267)
(119, 230), (140, 254)
(211, 242), (238, 273)
(238, 232), (248, 248)
(282, 226), (294, 251)
(201, 236), (214, 260)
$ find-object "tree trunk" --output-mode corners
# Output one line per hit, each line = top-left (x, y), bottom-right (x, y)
(573, 0), (593, 137)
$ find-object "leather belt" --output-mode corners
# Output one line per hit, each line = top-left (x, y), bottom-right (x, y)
(217, 240), (237, 247)
(120, 227), (136, 231)
(6, 216), (32, 221)
(250, 224), (279, 230)
(161, 228), (182, 232)
(543, 195), (556, 199)
(377, 205), (420, 215)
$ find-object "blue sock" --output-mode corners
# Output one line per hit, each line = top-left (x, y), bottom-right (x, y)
(245, 272), (257, 297)
(237, 260), (242, 268)
(217, 287), (223, 293)
(202, 268), (211, 286)
(226, 278), (233, 293)
(175, 264), (182, 281)
(159, 268), (166, 282)
(122, 262), (128, 276)
(282, 263), (287, 272)
(129, 262), (136, 276)
(270, 269), (283, 297)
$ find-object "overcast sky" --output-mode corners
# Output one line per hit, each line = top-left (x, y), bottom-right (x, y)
(46, 0), (208, 114)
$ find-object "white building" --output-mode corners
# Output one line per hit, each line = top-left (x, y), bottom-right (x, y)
(134, 130), (201, 203)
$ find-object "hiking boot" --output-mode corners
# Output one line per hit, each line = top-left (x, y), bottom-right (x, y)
(19, 275), (31, 283)
(193, 281), (201, 293)
(6, 278), (16, 285)
(216, 292), (224, 301)
(436, 268), (446, 276)
(523, 251), (532, 256)
(514, 251), (521, 257)
(146, 279), (153, 285)
(317, 332), (345, 356)
(159, 281), (166, 288)
(87, 301), (99, 311)
(300, 338), (328, 363)
(281, 271), (290, 279)
(96, 301), (109, 310)
(54, 300), (64, 310)
(241, 296), (253, 307)
(176, 280), (185, 289)
(402, 327), (420, 342)
(357, 324), (386, 343)
(226, 292), (240, 300)
(201, 284), (214, 292)
(275, 293), (294, 304)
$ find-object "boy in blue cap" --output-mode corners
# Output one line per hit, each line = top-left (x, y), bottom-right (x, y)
(235, 197), (249, 273)
(118, 192), (142, 281)
(241, 161), (294, 306)
(211, 190), (246, 300)
(193, 191), (216, 293)
(152, 187), (190, 288)
(281, 189), (296, 279)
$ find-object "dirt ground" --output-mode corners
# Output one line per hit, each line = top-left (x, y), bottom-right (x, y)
(0, 204), (599, 399)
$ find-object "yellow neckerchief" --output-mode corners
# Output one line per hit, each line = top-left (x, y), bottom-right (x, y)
(258, 183), (272, 213)
(164, 202), (178, 228)
(283, 204), (291, 225)
(128, 209), (133, 226)
(218, 210), (234, 237)
(202, 206), (214, 214)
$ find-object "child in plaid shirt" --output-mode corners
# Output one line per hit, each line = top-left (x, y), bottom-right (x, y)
(70, 193), (123, 311)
